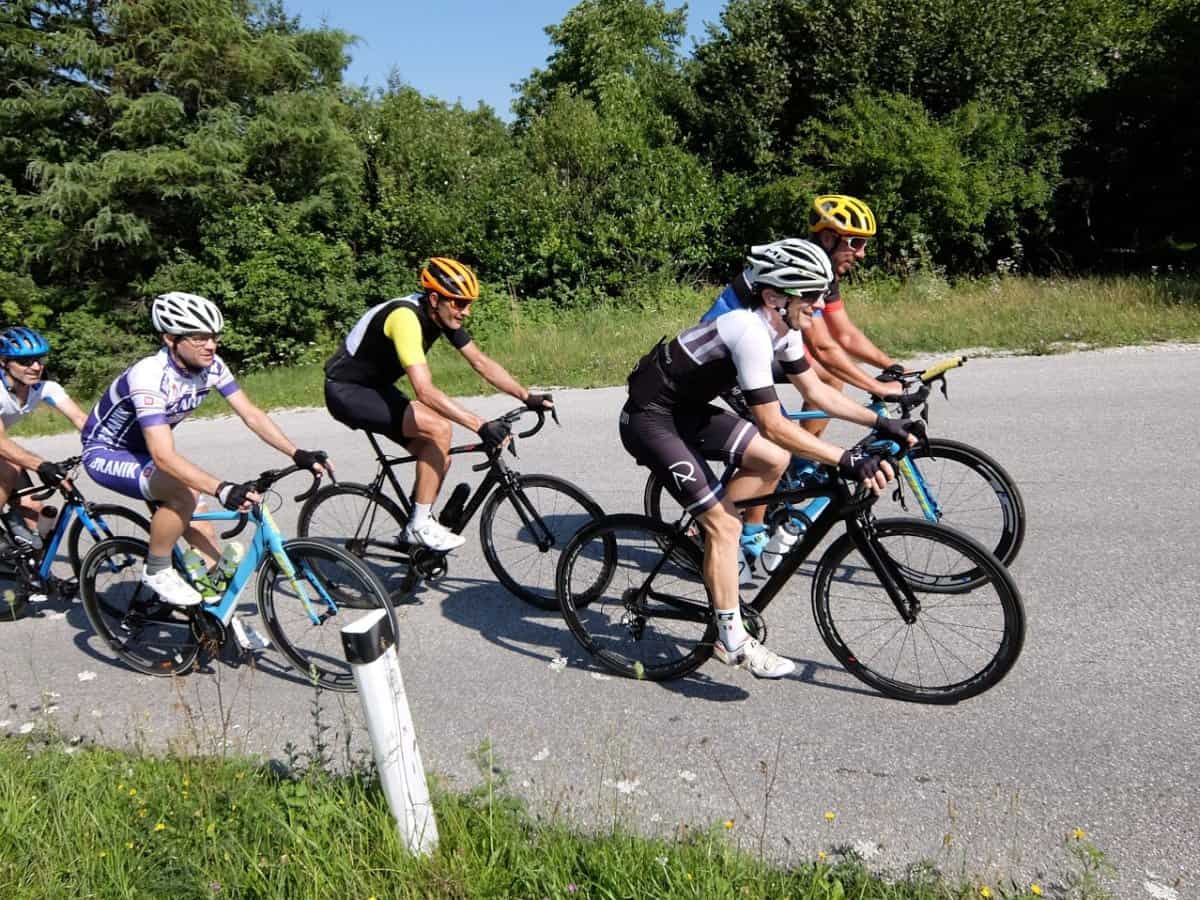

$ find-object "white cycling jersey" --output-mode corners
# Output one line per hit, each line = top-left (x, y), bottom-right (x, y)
(0, 375), (68, 429)
(81, 348), (240, 452)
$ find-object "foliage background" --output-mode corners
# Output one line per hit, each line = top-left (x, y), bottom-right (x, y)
(2, 0), (1194, 390)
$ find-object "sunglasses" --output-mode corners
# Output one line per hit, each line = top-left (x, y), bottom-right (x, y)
(180, 332), (220, 346)
(444, 297), (474, 311)
(840, 236), (869, 251)
(780, 287), (829, 302)
(11, 356), (47, 367)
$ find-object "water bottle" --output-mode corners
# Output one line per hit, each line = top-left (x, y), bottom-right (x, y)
(37, 505), (59, 540)
(180, 547), (209, 587)
(212, 542), (244, 590)
(439, 482), (471, 530)
(761, 521), (803, 573)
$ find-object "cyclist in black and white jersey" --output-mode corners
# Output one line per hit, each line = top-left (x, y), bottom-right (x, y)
(620, 240), (923, 679)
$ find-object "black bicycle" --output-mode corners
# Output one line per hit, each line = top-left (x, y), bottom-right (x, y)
(1, 456), (149, 620)
(557, 439), (1025, 703)
(298, 406), (605, 609)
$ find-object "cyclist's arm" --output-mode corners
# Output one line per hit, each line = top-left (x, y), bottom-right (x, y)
(804, 314), (899, 397)
(457, 341), (533, 404)
(822, 305), (895, 369)
(405, 362), (485, 433)
(748, 400), (844, 466)
(224, 389), (331, 473)
(0, 421), (43, 471)
(143, 423), (224, 496)
(787, 368), (880, 430)
(48, 394), (88, 431)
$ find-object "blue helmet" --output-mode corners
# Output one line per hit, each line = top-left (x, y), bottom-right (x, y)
(0, 326), (50, 359)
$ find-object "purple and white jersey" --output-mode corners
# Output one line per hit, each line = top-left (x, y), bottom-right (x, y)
(81, 348), (240, 452)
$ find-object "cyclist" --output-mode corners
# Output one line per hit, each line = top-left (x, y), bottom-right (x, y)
(620, 239), (922, 679)
(0, 326), (86, 551)
(801, 194), (911, 436)
(324, 257), (552, 552)
(80, 292), (331, 619)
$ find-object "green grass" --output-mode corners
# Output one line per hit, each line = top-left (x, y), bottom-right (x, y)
(11, 274), (1199, 438)
(0, 736), (1094, 900)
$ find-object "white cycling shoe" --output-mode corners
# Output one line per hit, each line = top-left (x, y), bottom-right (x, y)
(140, 566), (202, 607)
(713, 638), (796, 679)
(231, 615), (271, 651)
(402, 519), (466, 552)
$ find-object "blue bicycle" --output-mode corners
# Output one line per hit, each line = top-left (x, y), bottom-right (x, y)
(643, 357), (1026, 582)
(78, 465), (396, 692)
(0, 456), (149, 620)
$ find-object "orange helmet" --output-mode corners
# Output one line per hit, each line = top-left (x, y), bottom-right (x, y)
(809, 195), (877, 237)
(420, 257), (480, 301)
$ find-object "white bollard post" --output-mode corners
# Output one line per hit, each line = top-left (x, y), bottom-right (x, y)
(342, 608), (438, 856)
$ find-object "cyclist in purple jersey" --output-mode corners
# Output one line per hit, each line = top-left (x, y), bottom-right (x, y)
(0, 326), (87, 550)
(621, 240), (922, 680)
(81, 292), (332, 608)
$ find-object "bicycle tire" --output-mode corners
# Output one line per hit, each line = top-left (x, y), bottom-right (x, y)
(296, 482), (415, 601)
(78, 536), (200, 677)
(67, 504), (151, 576)
(257, 538), (398, 693)
(480, 473), (606, 610)
(557, 514), (715, 681)
(883, 438), (1026, 571)
(811, 518), (1025, 704)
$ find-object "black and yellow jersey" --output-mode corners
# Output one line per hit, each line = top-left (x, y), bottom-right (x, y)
(325, 293), (473, 386)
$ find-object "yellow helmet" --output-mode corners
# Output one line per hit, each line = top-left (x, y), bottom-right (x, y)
(420, 257), (480, 300)
(809, 195), (877, 237)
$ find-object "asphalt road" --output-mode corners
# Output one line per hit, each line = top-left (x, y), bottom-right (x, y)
(3, 346), (1196, 899)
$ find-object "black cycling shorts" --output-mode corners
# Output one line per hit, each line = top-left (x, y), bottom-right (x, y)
(324, 379), (411, 437)
(619, 401), (758, 515)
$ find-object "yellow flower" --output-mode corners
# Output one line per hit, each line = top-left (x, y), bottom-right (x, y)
(1072, 827), (1086, 841)
(138, 809), (148, 819)
(98, 850), (107, 858)
(128, 788), (137, 797)
(1031, 885), (1043, 896)
(823, 811), (836, 822)
(182, 777), (190, 787)
(685, 873), (692, 881)
(817, 851), (827, 861)
(126, 842), (134, 849)
(723, 819), (735, 830)
(980, 887), (991, 898)
(117, 782), (124, 791)
(154, 822), (166, 832)
(235, 772), (245, 781)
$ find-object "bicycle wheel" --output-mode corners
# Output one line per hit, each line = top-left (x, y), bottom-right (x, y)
(480, 474), (605, 610)
(67, 504), (151, 576)
(812, 518), (1025, 704)
(642, 471), (708, 571)
(881, 439), (1025, 571)
(557, 514), (715, 681)
(78, 536), (200, 677)
(296, 483), (414, 600)
(257, 538), (398, 693)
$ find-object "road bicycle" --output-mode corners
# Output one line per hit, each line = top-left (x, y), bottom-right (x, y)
(297, 406), (605, 610)
(643, 357), (1026, 582)
(0, 456), (149, 620)
(558, 439), (1025, 703)
(78, 465), (396, 692)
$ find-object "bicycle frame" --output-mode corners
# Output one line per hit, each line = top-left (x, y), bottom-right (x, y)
(185, 505), (328, 627)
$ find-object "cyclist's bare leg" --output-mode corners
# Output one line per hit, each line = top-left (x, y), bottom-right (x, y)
(147, 470), (219, 561)
(400, 401), (452, 505)
(696, 501), (743, 617)
(801, 355), (843, 438)
(0, 459), (40, 529)
(727, 428), (789, 527)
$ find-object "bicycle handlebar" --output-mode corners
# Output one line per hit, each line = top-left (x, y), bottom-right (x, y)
(468, 404), (559, 472)
(217, 464), (334, 540)
(920, 355), (966, 384)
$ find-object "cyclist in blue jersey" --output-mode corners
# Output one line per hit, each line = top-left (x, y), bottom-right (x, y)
(81, 292), (332, 610)
(0, 327), (87, 550)
(621, 240), (922, 679)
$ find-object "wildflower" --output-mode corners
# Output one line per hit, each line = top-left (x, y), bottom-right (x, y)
(723, 819), (735, 830)
(655, 856), (668, 867)
(182, 777), (190, 787)
(98, 850), (107, 858)
(980, 887), (991, 898)
(817, 851), (827, 862)
(154, 822), (166, 832)
(138, 809), (147, 819)
(1031, 885), (1043, 896)
(567, 885), (578, 894)
(686, 873), (693, 881)
(823, 811), (835, 823)
(1072, 827), (1086, 840)
(128, 788), (137, 797)
(125, 842), (134, 849)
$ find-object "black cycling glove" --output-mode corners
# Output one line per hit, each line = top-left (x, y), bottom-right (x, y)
(477, 419), (511, 453)
(524, 392), (553, 411)
(36, 460), (69, 487)
(215, 480), (256, 511)
(838, 448), (886, 482)
(873, 415), (926, 445)
(878, 363), (907, 383)
(292, 448), (328, 472)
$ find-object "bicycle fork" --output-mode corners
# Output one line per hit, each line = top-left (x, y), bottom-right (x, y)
(847, 519), (921, 624)
(896, 457), (941, 523)
(261, 507), (329, 625)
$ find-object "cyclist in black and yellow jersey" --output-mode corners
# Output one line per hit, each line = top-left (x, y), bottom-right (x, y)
(324, 258), (553, 552)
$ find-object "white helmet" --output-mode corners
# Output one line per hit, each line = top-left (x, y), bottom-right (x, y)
(745, 238), (833, 295)
(151, 292), (225, 335)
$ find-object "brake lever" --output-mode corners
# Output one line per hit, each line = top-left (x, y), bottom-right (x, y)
(550, 407), (560, 427)
(221, 515), (249, 540)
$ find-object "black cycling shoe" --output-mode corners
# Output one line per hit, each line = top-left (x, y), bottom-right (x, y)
(2, 510), (42, 554)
